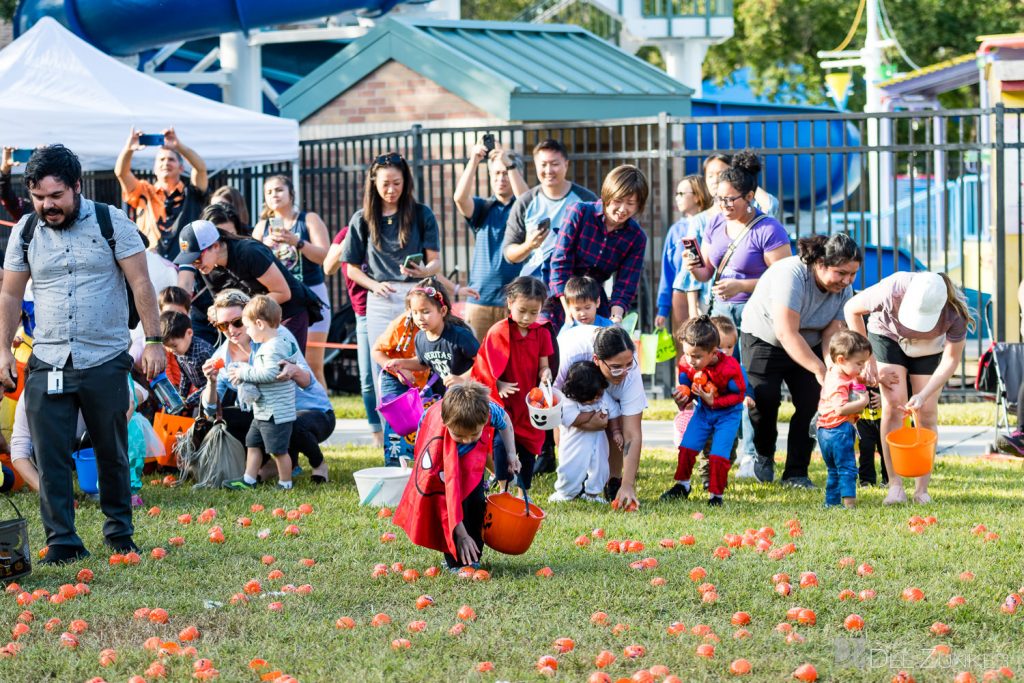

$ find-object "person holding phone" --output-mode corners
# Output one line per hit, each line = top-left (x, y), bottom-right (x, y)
(339, 153), (441, 382)
(502, 139), (596, 287)
(252, 175), (332, 389)
(655, 175), (713, 338)
(115, 126), (208, 262)
(453, 137), (529, 340)
(1, 146), (32, 221)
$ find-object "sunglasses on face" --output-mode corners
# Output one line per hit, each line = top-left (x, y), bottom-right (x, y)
(375, 153), (404, 166)
(215, 317), (244, 333)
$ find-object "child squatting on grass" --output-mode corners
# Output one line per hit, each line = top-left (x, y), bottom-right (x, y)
(224, 295), (303, 491)
(663, 315), (746, 506)
(393, 381), (519, 570)
(816, 329), (873, 508)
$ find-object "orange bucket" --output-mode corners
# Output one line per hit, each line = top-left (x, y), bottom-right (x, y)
(0, 453), (25, 493)
(3, 360), (26, 401)
(152, 413), (195, 468)
(886, 414), (937, 478)
(483, 491), (545, 555)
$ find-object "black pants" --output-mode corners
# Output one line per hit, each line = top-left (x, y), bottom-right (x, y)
(222, 405), (255, 446)
(444, 476), (487, 568)
(741, 333), (822, 480)
(493, 439), (536, 490)
(25, 352), (134, 550)
(288, 409), (336, 468)
(856, 418), (888, 485)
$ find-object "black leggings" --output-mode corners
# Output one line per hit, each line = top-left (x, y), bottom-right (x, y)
(741, 333), (823, 480)
(444, 477), (487, 568)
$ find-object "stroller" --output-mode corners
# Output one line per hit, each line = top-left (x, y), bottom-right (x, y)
(975, 342), (1024, 451)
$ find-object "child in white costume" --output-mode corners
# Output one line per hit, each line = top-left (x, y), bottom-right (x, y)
(549, 360), (621, 503)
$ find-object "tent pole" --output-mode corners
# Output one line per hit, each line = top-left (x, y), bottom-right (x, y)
(292, 160), (301, 209)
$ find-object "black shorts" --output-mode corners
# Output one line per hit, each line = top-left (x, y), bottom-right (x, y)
(868, 332), (942, 376)
(246, 417), (293, 455)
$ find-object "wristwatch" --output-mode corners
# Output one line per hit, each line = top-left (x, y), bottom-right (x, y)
(296, 239), (306, 250)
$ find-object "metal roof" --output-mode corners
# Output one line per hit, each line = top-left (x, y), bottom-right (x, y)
(878, 53), (979, 98)
(277, 17), (691, 122)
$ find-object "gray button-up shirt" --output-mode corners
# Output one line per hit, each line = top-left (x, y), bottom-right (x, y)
(4, 199), (145, 370)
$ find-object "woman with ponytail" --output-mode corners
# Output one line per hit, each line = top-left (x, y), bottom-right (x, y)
(740, 233), (862, 488)
(844, 271), (973, 504)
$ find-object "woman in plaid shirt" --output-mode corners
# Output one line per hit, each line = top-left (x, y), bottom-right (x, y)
(548, 166), (649, 333)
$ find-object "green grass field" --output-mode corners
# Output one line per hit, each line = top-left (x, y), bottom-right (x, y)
(1, 446), (1022, 682)
(332, 394), (999, 425)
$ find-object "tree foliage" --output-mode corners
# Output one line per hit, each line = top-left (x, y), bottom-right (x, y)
(1, 0), (17, 23)
(703, 0), (1024, 108)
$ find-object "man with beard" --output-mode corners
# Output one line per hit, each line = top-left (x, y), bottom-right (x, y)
(0, 145), (165, 565)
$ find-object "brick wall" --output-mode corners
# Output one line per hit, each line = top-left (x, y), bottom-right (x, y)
(0, 20), (13, 50)
(302, 59), (495, 130)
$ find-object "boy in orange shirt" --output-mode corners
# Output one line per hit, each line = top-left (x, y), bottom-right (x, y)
(816, 330), (872, 508)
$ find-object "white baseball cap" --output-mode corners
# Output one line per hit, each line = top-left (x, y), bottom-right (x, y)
(898, 272), (946, 332)
(174, 220), (220, 265)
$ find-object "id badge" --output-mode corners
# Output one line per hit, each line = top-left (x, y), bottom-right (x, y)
(47, 370), (64, 395)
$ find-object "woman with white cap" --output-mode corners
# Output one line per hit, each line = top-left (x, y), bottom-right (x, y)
(844, 271), (974, 505)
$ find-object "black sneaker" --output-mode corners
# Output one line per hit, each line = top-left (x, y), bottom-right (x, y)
(707, 496), (724, 507)
(532, 454), (557, 476)
(223, 478), (256, 491)
(39, 545), (91, 566)
(105, 536), (140, 554)
(660, 482), (691, 501)
(604, 477), (622, 502)
(997, 430), (1024, 457)
(753, 456), (775, 483)
(781, 477), (817, 490)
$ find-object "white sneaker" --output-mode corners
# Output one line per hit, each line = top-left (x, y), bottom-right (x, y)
(547, 491), (575, 503)
(735, 455), (757, 479)
(579, 492), (608, 504)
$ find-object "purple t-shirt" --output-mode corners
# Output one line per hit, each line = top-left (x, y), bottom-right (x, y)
(702, 212), (791, 303)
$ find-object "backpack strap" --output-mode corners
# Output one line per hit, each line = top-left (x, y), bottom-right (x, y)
(19, 213), (39, 268)
(94, 202), (115, 251)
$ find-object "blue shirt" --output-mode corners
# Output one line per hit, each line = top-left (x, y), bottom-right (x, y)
(457, 401), (507, 456)
(657, 215), (708, 317)
(467, 196), (519, 307)
(558, 314), (612, 342)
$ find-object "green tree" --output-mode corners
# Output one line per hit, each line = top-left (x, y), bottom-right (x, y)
(1, 0), (17, 23)
(703, 0), (1024, 108)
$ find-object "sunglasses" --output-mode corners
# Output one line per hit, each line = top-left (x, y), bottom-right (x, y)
(375, 153), (404, 166)
(214, 317), (244, 333)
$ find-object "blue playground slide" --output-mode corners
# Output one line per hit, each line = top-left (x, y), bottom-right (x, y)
(14, 0), (406, 55)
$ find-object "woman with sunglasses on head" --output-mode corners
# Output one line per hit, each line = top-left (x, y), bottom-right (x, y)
(174, 217), (321, 352)
(200, 289), (334, 482)
(554, 325), (647, 509)
(655, 174), (713, 336)
(340, 152), (441, 381)
(253, 175), (332, 389)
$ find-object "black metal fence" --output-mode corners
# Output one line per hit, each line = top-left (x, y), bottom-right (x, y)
(3, 106), (1022, 395)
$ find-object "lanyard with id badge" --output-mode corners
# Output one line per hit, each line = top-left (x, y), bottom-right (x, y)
(48, 367), (64, 395)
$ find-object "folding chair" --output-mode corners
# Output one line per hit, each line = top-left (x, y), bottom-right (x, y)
(976, 342), (1024, 434)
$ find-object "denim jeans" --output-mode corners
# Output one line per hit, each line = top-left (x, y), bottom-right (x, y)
(817, 422), (858, 506)
(710, 299), (755, 458)
(355, 315), (381, 433)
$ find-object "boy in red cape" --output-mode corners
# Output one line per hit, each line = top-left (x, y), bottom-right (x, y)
(472, 276), (558, 491)
(394, 381), (519, 569)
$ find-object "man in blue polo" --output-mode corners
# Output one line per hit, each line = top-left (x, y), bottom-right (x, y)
(0, 145), (165, 565)
(454, 140), (529, 341)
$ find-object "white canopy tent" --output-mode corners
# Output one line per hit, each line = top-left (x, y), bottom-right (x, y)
(0, 17), (299, 173)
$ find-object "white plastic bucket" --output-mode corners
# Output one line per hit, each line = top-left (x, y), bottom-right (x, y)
(353, 466), (412, 507)
(527, 382), (564, 432)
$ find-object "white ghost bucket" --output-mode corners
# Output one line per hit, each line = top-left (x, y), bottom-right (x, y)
(526, 381), (563, 432)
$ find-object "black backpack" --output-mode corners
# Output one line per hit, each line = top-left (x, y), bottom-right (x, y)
(21, 202), (141, 329)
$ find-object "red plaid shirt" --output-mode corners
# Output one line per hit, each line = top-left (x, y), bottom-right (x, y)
(549, 201), (647, 311)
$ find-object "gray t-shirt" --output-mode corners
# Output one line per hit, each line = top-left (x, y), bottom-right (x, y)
(741, 256), (852, 349)
(340, 204), (440, 283)
(502, 183), (597, 282)
(4, 199), (145, 369)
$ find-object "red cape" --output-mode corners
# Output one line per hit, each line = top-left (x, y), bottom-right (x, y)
(393, 401), (492, 556)
(471, 318), (559, 406)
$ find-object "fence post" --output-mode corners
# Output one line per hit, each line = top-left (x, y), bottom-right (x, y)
(411, 124), (425, 203)
(994, 104), (1007, 342)
(657, 111), (670, 241)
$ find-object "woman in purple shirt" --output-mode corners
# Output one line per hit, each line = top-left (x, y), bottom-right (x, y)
(685, 151), (791, 326)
